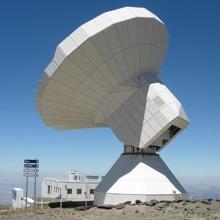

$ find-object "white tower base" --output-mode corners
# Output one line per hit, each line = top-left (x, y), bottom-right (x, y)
(94, 150), (188, 206)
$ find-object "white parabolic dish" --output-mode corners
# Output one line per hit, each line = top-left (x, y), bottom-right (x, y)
(36, 6), (190, 205)
(37, 7), (168, 129)
(36, 7), (188, 151)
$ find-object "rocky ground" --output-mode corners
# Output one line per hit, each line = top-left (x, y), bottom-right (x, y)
(0, 199), (220, 220)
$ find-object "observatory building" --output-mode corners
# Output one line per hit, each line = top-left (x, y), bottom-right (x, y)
(41, 170), (101, 201)
(36, 7), (189, 205)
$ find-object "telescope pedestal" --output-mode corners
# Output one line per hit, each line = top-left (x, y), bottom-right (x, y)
(94, 151), (188, 205)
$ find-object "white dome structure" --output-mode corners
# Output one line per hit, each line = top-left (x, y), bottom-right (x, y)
(36, 7), (189, 205)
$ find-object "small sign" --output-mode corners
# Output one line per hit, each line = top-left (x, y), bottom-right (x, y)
(23, 159), (39, 178)
(24, 164), (39, 168)
(24, 159), (39, 164)
(23, 169), (39, 173)
(23, 168), (39, 172)
(23, 172), (39, 177)
(23, 158), (39, 212)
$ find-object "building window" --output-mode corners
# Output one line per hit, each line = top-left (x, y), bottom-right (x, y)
(90, 189), (94, 194)
(47, 185), (50, 194)
(77, 188), (82, 194)
(12, 190), (17, 200)
(67, 188), (72, 194)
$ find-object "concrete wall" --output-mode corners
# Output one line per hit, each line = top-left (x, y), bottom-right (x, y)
(94, 154), (188, 205)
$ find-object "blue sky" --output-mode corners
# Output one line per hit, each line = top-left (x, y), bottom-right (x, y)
(0, 0), (220, 188)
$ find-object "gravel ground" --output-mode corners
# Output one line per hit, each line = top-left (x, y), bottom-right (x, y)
(0, 200), (220, 220)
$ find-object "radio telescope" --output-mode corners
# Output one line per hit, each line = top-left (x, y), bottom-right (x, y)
(36, 7), (189, 205)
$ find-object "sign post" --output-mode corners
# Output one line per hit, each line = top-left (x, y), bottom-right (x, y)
(34, 171), (37, 210)
(23, 159), (39, 213)
(25, 165), (28, 213)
